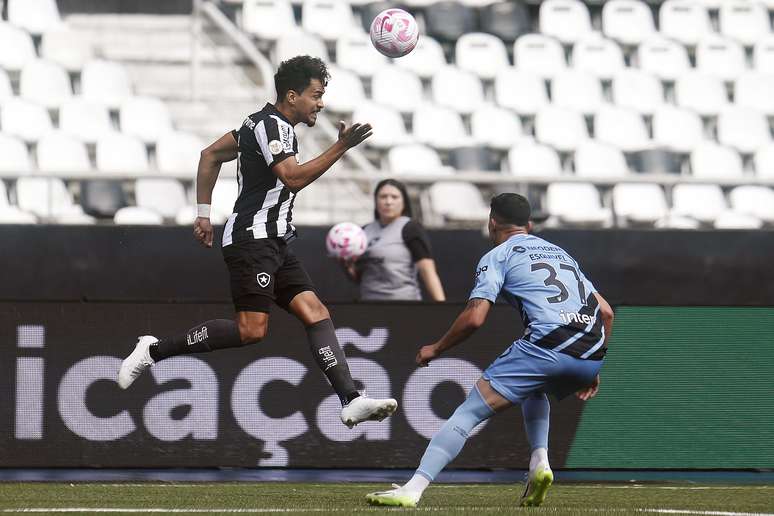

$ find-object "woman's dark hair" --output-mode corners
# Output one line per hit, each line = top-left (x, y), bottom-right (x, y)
(275, 55), (330, 101)
(374, 179), (412, 219)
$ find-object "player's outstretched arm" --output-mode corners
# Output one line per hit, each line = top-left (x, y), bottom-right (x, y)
(416, 298), (491, 366)
(194, 132), (238, 248)
(272, 121), (372, 193)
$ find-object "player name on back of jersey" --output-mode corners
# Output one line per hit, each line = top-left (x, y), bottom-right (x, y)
(515, 244), (570, 262)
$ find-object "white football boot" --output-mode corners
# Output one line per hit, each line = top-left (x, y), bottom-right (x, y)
(340, 395), (398, 428)
(365, 484), (420, 508)
(117, 336), (157, 389)
(520, 462), (554, 507)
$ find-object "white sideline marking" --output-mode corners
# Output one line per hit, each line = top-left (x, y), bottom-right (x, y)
(3, 509), (774, 515)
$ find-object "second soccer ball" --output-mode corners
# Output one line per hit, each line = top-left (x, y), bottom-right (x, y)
(369, 8), (419, 58)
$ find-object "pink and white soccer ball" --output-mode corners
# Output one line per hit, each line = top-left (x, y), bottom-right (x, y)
(326, 222), (368, 259)
(369, 8), (419, 58)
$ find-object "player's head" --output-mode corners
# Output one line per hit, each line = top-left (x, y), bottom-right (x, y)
(374, 178), (412, 222)
(274, 55), (330, 127)
(488, 193), (532, 242)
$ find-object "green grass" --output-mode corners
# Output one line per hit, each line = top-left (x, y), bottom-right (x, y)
(0, 482), (772, 515)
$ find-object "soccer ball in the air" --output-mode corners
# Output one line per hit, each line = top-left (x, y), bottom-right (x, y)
(326, 222), (368, 259)
(369, 8), (419, 58)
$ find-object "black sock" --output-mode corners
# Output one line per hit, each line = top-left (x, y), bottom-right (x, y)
(149, 319), (243, 362)
(306, 319), (360, 405)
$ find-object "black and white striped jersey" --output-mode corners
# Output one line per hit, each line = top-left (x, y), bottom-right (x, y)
(222, 103), (298, 247)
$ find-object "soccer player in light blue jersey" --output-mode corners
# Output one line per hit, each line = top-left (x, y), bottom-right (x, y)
(366, 193), (615, 508)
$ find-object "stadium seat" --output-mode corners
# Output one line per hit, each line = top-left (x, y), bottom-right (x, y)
(385, 144), (449, 176)
(431, 66), (484, 115)
(80, 180), (128, 218)
(395, 35), (446, 79)
(545, 182), (612, 226)
(0, 22), (36, 72)
(156, 132), (205, 176)
(211, 178), (239, 224)
(7, 0), (62, 36)
(449, 147), (500, 172)
(114, 206), (164, 225)
(323, 66), (365, 114)
(174, 205), (198, 226)
(690, 141), (744, 179)
(358, 2), (393, 33)
(551, 70), (604, 115)
(695, 35), (746, 83)
(539, 0), (593, 45)
(659, 0), (712, 47)
(302, 0), (356, 42)
(612, 69), (664, 115)
(594, 105), (650, 152)
(135, 178), (188, 219)
(514, 34), (567, 80)
(753, 36), (774, 74)
(0, 69), (11, 105)
(655, 214), (701, 230)
(506, 140), (562, 177)
(0, 98), (53, 143)
(717, 107), (772, 154)
(671, 183), (727, 224)
(371, 65), (423, 114)
(40, 29), (94, 72)
(36, 132), (91, 176)
(19, 59), (72, 109)
(242, 0), (296, 40)
(652, 105), (704, 154)
(119, 96), (174, 144)
(602, 0), (657, 46)
(675, 73), (729, 116)
(494, 68), (549, 115)
(275, 29), (330, 65)
(0, 134), (32, 177)
(335, 31), (386, 77)
(574, 140), (629, 177)
(479, 1), (531, 44)
(0, 179), (37, 224)
(571, 34), (625, 80)
(413, 104), (470, 150)
(626, 148), (683, 174)
(638, 35), (691, 81)
(735, 73), (774, 116)
(719, 1), (769, 48)
(729, 185), (774, 224)
(352, 101), (410, 150)
(96, 133), (149, 175)
(612, 183), (668, 225)
(455, 33), (510, 81)
(424, 1), (477, 44)
(754, 144), (774, 179)
(535, 106), (588, 152)
(59, 99), (113, 144)
(713, 211), (763, 230)
(15, 177), (79, 219)
(427, 181), (490, 224)
(471, 104), (523, 151)
(81, 60), (133, 109)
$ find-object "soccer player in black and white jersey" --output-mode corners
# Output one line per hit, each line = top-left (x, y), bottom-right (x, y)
(118, 56), (398, 428)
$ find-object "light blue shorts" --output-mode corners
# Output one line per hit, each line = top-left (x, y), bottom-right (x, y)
(482, 339), (603, 404)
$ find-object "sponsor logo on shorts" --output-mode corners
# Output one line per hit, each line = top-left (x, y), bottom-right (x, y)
(257, 272), (271, 288)
(268, 140), (283, 155)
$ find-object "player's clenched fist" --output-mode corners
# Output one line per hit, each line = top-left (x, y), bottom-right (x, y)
(416, 344), (440, 367)
(193, 217), (213, 248)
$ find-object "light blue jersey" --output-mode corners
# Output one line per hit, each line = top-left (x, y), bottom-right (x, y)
(470, 234), (606, 360)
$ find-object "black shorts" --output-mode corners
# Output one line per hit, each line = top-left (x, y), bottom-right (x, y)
(222, 238), (316, 313)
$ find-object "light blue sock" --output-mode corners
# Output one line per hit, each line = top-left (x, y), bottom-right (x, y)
(415, 385), (495, 481)
(521, 393), (550, 451)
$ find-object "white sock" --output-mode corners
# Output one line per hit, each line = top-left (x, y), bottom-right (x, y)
(403, 473), (430, 497)
(529, 447), (549, 473)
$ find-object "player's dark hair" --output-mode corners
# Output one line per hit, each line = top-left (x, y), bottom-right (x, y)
(374, 179), (413, 219)
(490, 193), (531, 226)
(275, 55), (330, 101)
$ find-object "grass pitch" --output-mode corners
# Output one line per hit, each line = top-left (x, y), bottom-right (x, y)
(0, 482), (772, 515)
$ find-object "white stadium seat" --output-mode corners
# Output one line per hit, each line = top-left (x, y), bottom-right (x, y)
(455, 32), (510, 80)
(0, 22), (37, 72)
(323, 66), (365, 114)
(735, 73), (774, 116)
(690, 141), (744, 179)
(413, 104), (470, 150)
(546, 182), (612, 226)
(275, 29), (330, 65)
(0, 69), (12, 105)
(574, 140), (629, 178)
(471, 104), (523, 151)
(352, 101), (411, 149)
(0, 134), (32, 177)
(395, 36), (447, 79)
(755, 144), (774, 179)
(602, 0), (657, 46)
(135, 178), (188, 219)
(729, 186), (774, 223)
(638, 35), (691, 81)
(551, 70), (603, 115)
(242, 0), (296, 40)
(210, 178), (239, 224)
(695, 35), (746, 83)
(15, 177), (79, 219)
(113, 206), (164, 225)
(431, 66), (484, 115)
(719, 1), (769, 48)
(120, 96), (174, 144)
(713, 211), (763, 230)
(659, 0), (712, 47)
(754, 36), (774, 74)
(612, 69), (664, 115)
(0, 178), (37, 223)
(427, 182), (490, 224)
(36, 132), (91, 175)
(371, 66), (423, 114)
(514, 34), (567, 80)
(494, 68), (549, 115)
(81, 60), (133, 109)
(336, 31), (387, 78)
(19, 60), (73, 109)
(612, 183), (668, 225)
(59, 99), (113, 144)
(571, 34), (625, 80)
(675, 73), (728, 116)
(535, 106), (588, 152)
(8, 0), (62, 36)
(96, 132), (149, 175)
(539, 0), (593, 45)
(386, 144), (448, 176)
(0, 98), (53, 143)
(175, 206), (197, 226)
(671, 183), (727, 224)
(506, 140), (563, 177)
(717, 107), (772, 154)
(156, 132), (205, 176)
(40, 29), (94, 72)
(652, 105), (704, 154)
(594, 105), (650, 152)
(302, 0), (356, 42)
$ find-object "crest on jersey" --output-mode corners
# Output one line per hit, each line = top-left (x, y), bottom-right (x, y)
(257, 272), (271, 288)
(268, 140), (283, 155)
